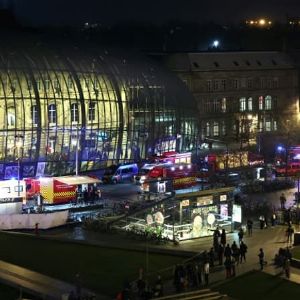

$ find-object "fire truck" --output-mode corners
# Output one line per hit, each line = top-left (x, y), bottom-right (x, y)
(142, 163), (197, 190)
(25, 175), (101, 204)
(152, 151), (192, 164)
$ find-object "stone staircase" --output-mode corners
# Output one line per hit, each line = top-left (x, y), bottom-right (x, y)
(155, 288), (228, 300)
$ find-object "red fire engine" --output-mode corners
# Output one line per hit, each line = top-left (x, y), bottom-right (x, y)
(142, 163), (197, 190)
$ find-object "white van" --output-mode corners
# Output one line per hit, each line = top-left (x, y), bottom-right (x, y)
(102, 163), (139, 184)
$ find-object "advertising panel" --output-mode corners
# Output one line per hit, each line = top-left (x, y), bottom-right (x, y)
(232, 204), (242, 223)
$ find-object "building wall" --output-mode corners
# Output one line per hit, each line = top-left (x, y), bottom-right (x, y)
(165, 52), (299, 152)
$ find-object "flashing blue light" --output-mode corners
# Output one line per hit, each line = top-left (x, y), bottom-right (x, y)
(213, 40), (219, 48)
(10, 177), (16, 180)
(277, 146), (284, 152)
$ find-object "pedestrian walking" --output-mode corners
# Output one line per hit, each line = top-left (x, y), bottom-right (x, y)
(286, 224), (294, 245)
(224, 244), (232, 259)
(259, 215), (265, 229)
(224, 257), (232, 278)
(280, 193), (287, 210)
(247, 219), (253, 236)
(283, 258), (290, 278)
(218, 243), (224, 265)
(271, 213), (276, 227)
(240, 241), (248, 263)
(238, 227), (244, 243)
(204, 262), (209, 286)
(220, 229), (226, 247)
(258, 248), (265, 270)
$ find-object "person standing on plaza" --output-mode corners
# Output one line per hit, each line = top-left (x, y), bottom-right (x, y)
(286, 224), (294, 245)
(224, 244), (232, 259)
(280, 193), (287, 210)
(259, 215), (265, 229)
(258, 248), (265, 270)
(224, 256), (232, 278)
(218, 243), (224, 265)
(203, 261), (210, 286)
(208, 247), (215, 267)
(238, 227), (244, 243)
(240, 241), (248, 263)
(247, 219), (253, 236)
(220, 229), (226, 247)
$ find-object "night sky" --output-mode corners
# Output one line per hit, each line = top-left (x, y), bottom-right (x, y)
(11, 0), (300, 26)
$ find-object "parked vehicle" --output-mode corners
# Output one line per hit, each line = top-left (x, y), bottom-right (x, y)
(102, 163), (139, 184)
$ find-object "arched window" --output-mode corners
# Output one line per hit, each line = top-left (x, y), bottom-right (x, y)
(71, 103), (79, 123)
(265, 95), (272, 110)
(48, 104), (57, 124)
(7, 109), (15, 127)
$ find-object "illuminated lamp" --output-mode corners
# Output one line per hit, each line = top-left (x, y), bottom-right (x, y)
(179, 165), (183, 170)
(171, 167), (175, 171)
(259, 19), (266, 25)
(207, 213), (216, 225)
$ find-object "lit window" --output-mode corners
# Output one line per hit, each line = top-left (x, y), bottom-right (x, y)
(239, 97), (246, 111)
(31, 105), (38, 125)
(48, 104), (57, 124)
(213, 121), (219, 136)
(71, 103), (79, 123)
(265, 95), (272, 110)
(266, 120), (271, 131)
(205, 122), (210, 136)
(88, 102), (96, 122)
(259, 96), (264, 110)
(221, 98), (226, 112)
(248, 97), (253, 111)
(7, 110), (15, 127)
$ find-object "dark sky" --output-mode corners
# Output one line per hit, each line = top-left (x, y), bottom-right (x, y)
(11, 0), (300, 26)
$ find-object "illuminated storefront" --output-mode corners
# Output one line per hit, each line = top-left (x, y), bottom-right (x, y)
(123, 187), (238, 240)
(0, 42), (198, 178)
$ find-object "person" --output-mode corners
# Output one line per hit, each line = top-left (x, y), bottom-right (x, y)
(213, 228), (221, 252)
(224, 244), (232, 259)
(220, 229), (226, 247)
(247, 219), (253, 236)
(238, 228), (244, 243)
(153, 275), (163, 297)
(258, 248), (265, 270)
(280, 193), (287, 210)
(283, 258), (290, 278)
(208, 247), (215, 267)
(224, 257), (232, 278)
(259, 215), (265, 229)
(83, 188), (89, 203)
(203, 261), (209, 286)
(240, 241), (248, 263)
(231, 257), (236, 277)
(286, 224), (294, 245)
(271, 213), (276, 227)
(218, 243), (224, 265)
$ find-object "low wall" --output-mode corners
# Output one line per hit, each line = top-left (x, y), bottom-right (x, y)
(0, 210), (68, 230)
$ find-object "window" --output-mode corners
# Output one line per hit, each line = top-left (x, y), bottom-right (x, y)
(272, 78), (279, 88)
(258, 96), (264, 110)
(221, 98), (226, 113)
(36, 78), (41, 90)
(241, 78), (246, 88)
(7, 110), (15, 127)
(265, 120), (271, 131)
(274, 120), (277, 131)
(88, 102), (96, 122)
(207, 80), (212, 92)
(239, 97), (246, 111)
(265, 95), (272, 110)
(233, 79), (239, 89)
(31, 105), (38, 125)
(71, 103), (79, 123)
(48, 104), (57, 124)
(213, 121), (219, 136)
(248, 97), (253, 111)
(213, 80), (219, 90)
(221, 79), (226, 90)
(247, 78), (253, 89)
(27, 79), (32, 90)
(44, 76), (50, 90)
(205, 122), (210, 136)
(221, 121), (226, 135)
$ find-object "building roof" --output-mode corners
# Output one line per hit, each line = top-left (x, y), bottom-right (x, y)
(164, 51), (295, 72)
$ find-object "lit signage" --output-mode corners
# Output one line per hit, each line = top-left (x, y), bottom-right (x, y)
(197, 196), (213, 206)
(181, 199), (190, 207)
(220, 194), (227, 201)
(232, 204), (242, 223)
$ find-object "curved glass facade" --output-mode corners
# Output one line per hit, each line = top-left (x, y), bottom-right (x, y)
(0, 46), (198, 177)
